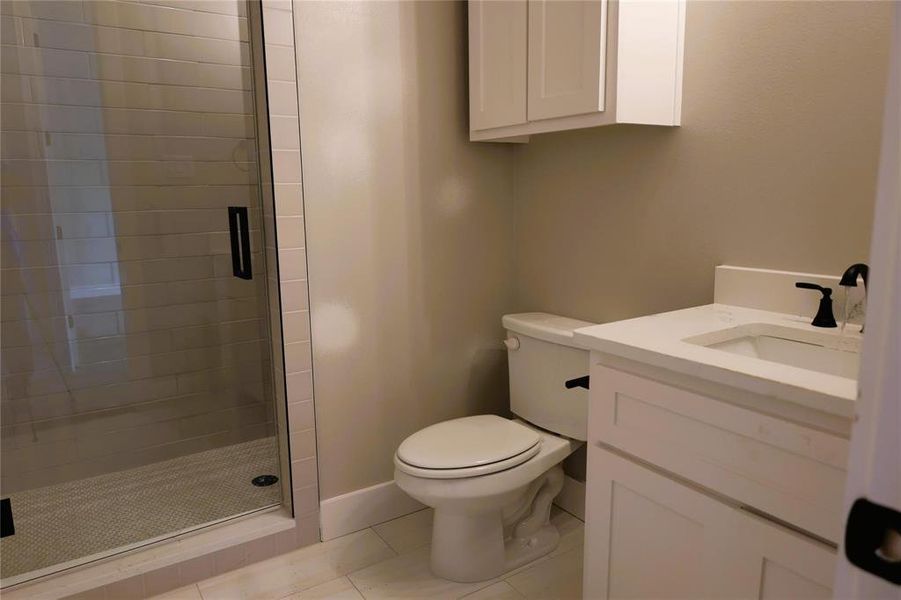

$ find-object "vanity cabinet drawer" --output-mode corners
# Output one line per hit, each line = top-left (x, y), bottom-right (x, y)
(588, 364), (849, 542)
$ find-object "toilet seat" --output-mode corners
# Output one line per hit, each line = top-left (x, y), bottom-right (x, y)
(395, 415), (542, 479)
(395, 443), (541, 479)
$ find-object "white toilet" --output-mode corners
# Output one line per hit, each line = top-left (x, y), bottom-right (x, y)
(394, 313), (593, 582)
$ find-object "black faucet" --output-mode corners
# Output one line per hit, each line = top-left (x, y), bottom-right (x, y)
(839, 263), (869, 331)
(795, 282), (837, 328)
(840, 263), (869, 290)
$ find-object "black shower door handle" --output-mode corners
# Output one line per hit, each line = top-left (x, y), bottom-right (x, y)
(228, 206), (252, 280)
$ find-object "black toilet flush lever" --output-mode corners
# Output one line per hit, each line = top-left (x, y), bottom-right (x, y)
(565, 376), (590, 390)
(795, 282), (837, 328)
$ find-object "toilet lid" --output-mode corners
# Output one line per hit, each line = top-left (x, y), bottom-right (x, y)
(396, 415), (541, 470)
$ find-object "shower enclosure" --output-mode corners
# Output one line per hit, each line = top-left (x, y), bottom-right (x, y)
(0, 0), (285, 583)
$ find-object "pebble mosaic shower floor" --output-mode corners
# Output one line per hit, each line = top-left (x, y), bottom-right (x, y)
(1, 437), (281, 581)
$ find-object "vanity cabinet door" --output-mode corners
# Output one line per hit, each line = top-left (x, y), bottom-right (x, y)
(584, 446), (837, 599)
(468, 0), (528, 130)
(527, 0), (607, 121)
(584, 446), (735, 599)
(724, 511), (836, 600)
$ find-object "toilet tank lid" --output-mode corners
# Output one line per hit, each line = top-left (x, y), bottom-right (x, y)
(502, 313), (595, 347)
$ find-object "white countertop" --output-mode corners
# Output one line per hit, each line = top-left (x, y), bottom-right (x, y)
(573, 304), (859, 419)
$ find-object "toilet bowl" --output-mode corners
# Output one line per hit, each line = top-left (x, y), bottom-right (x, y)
(394, 416), (581, 582)
(393, 313), (594, 583)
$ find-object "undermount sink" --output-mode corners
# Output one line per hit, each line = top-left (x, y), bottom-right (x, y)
(685, 323), (861, 379)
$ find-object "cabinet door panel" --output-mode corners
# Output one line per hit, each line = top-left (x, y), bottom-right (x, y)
(584, 446), (734, 599)
(607, 483), (706, 598)
(727, 508), (837, 600)
(528, 0), (606, 120)
(469, 0), (527, 130)
(760, 561), (832, 599)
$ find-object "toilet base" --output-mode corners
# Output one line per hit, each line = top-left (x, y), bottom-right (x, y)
(429, 465), (565, 582)
(503, 521), (561, 573)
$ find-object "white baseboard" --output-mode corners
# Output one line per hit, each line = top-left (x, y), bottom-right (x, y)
(554, 474), (585, 521)
(319, 480), (425, 541)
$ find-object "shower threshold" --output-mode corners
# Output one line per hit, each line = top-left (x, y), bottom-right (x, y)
(1, 437), (281, 585)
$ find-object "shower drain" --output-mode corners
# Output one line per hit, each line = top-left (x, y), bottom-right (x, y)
(251, 475), (279, 487)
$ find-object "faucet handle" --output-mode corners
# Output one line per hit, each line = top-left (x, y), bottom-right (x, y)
(795, 282), (837, 328)
(795, 282), (832, 296)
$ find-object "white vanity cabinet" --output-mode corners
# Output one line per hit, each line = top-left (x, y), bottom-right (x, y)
(583, 363), (848, 599)
(468, 0), (686, 142)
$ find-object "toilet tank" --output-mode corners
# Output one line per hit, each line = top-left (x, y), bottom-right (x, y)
(503, 313), (594, 441)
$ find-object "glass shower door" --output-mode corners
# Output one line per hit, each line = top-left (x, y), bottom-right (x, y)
(0, 0), (282, 583)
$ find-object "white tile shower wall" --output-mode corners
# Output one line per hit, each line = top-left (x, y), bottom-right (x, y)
(0, 1), (274, 494)
(2, 1), (318, 597)
(257, 2), (319, 542)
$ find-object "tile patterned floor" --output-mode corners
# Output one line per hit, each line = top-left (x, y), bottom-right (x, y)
(2, 438), (281, 580)
(150, 507), (584, 600)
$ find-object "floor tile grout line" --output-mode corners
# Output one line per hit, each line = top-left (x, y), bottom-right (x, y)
(343, 529), (397, 598)
(552, 503), (585, 524)
(366, 526), (401, 557)
(503, 576), (528, 598)
(456, 578), (509, 600)
(346, 573), (367, 599)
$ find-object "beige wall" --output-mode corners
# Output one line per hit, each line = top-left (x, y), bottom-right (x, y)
(514, 1), (891, 324)
(296, 1), (516, 499)
(299, 0), (890, 499)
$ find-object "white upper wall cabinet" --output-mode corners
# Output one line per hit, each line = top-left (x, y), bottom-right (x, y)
(468, 0), (685, 142)
(468, 0), (528, 131)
